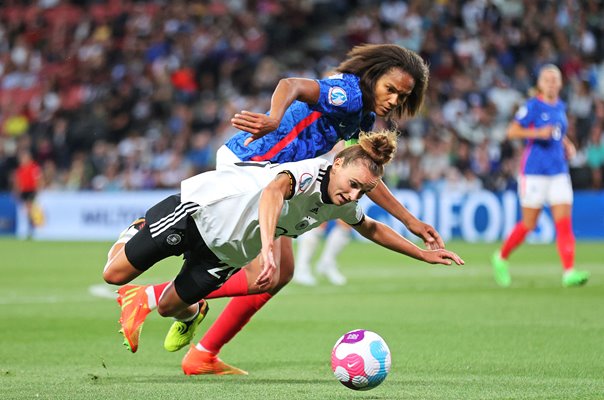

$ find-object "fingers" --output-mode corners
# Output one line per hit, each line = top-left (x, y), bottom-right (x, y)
(422, 227), (445, 250)
(255, 250), (276, 287)
(425, 240), (439, 251)
(433, 232), (446, 249)
(445, 251), (465, 266)
(231, 111), (264, 134)
(430, 250), (464, 266)
(255, 269), (271, 287)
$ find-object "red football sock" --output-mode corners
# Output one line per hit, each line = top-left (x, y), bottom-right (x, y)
(200, 292), (273, 354)
(555, 217), (575, 271)
(205, 269), (249, 299)
(152, 281), (171, 302)
(500, 221), (529, 259)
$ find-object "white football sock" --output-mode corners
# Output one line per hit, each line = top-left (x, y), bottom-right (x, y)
(145, 285), (158, 310)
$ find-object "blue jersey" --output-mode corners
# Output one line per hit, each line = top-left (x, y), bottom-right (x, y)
(225, 73), (376, 163)
(515, 96), (568, 175)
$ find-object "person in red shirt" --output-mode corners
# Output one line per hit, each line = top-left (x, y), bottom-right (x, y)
(13, 150), (43, 238)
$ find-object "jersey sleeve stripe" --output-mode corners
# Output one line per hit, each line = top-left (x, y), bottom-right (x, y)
(250, 111), (323, 161)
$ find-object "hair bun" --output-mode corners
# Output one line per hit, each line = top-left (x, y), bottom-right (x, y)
(358, 130), (398, 166)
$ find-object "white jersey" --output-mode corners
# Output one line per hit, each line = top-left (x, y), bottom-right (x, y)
(180, 158), (364, 267)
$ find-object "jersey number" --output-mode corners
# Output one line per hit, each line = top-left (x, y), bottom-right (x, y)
(207, 264), (239, 283)
(552, 125), (562, 141)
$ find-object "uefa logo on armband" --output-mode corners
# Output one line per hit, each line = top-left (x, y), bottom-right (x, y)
(328, 87), (347, 106)
(299, 173), (313, 192)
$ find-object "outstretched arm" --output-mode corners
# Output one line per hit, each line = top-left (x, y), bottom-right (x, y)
(353, 216), (464, 266)
(507, 120), (552, 140)
(256, 172), (294, 287)
(367, 181), (445, 249)
(231, 78), (321, 145)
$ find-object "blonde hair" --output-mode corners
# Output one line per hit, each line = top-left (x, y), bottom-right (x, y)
(335, 130), (398, 176)
(539, 63), (562, 78)
(533, 63), (562, 95)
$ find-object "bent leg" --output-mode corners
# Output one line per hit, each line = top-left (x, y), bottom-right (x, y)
(103, 217), (148, 284)
(492, 207), (540, 287)
(500, 207), (540, 259)
(156, 282), (199, 318)
(196, 237), (294, 356)
(103, 245), (144, 285)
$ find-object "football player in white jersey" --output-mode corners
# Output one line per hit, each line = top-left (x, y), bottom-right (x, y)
(105, 44), (447, 376)
(103, 130), (464, 362)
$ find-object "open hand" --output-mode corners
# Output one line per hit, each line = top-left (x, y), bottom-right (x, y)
(406, 219), (445, 250)
(231, 111), (280, 146)
(421, 248), (465, 266)
(255, 246), (278, 288)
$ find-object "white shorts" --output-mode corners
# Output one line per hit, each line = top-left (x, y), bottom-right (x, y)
(215, 145), (242, 169)
(518, 173), (573, 208)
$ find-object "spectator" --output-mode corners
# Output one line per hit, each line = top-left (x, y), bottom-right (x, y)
(13, 150), (42, 238)
(0, 0), (602, 195)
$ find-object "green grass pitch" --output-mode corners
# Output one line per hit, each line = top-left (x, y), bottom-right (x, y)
(0, 239), (602, 399)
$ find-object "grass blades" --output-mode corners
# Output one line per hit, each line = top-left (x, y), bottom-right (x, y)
(0, 239), (602, 399)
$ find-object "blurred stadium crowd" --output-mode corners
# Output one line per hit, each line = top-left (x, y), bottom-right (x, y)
(1, 0), (604, 194)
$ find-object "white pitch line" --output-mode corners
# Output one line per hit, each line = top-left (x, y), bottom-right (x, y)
(89, 283), (119, 299)
(0, 284), (118, 305)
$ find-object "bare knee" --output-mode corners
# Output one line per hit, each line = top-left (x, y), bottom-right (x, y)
(102, 246), (141, 285)
(102, 269), (130, 286)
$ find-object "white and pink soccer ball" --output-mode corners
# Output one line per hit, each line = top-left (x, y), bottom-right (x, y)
(331, 329), (391, 391)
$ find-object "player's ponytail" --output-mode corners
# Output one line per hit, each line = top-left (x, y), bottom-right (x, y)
(335, 130), (398, 177)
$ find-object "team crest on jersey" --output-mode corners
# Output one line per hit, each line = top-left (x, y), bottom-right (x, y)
(166, 233), (181, 245)
(295, 220), (310, 230)
(328, 86), (347, 106)
(299, 173), (313, 192)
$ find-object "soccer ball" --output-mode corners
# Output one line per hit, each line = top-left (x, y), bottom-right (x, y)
(331, 329), (391, 391)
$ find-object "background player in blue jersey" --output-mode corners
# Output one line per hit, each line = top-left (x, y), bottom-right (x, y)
(491, 64), (589, 288)
(112, 44), (446, 374)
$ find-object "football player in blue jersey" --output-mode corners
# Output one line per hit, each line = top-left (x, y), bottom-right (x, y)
(110, 44), (446, 373)
(491, 64), (589, 288)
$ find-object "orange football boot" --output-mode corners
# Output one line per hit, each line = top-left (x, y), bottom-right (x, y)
(116, 284), (152, 353)
(182, 345), (248, 375)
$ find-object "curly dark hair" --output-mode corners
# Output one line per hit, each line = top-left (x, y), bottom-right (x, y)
(335, 44), (429, 119)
